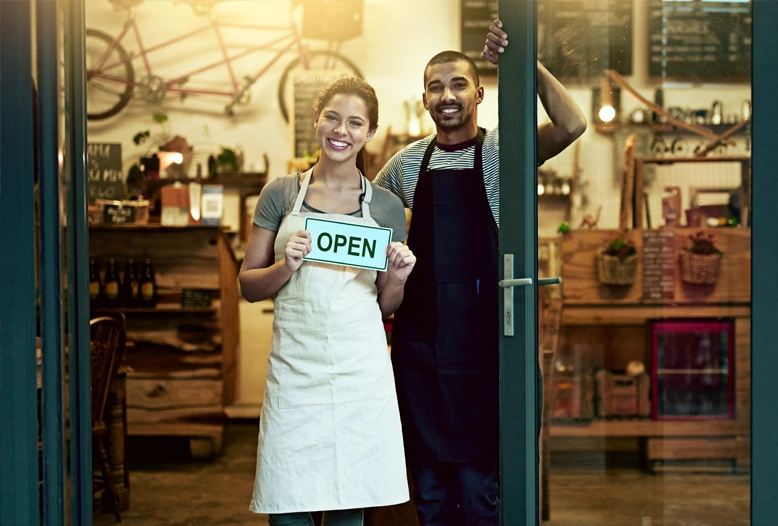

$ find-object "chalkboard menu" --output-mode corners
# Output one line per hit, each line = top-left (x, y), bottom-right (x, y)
(648, 0), (751, 80)
(642, 230), (676, 301)
(292, 69), (352, 159)
(460, 0), (498, 77)
(538, 0), (633, 79)
(87, 143), (124, 201)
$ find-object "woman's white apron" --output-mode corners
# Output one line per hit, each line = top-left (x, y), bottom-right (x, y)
(250, 169), (409, 514)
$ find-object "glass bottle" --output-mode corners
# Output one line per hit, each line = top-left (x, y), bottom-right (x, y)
(139, 258), (157, 308)
(89, 258), (103, 311)
(122, 258), (140, 308)
(103, 258), (121, 308)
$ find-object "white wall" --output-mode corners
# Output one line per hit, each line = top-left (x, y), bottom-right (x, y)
(85, 0), (751, 231)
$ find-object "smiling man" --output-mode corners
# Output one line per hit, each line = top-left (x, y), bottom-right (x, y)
(375, 22), (586, 526)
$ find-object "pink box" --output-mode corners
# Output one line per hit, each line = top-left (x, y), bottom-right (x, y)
(651, 319), (735, 420)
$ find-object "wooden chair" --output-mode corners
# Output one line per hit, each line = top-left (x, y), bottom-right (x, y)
(90, 316), (127, 523)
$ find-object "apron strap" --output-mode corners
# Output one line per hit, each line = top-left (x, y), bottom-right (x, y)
(360, 173), (373, 219)
(291, 168), (314, 214)
(293, 167), (372, 218)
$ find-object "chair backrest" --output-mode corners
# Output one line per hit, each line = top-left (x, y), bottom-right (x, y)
(90, 316), (127, 425)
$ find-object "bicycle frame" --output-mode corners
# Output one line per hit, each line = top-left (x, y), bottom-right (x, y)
(91, 9), (311, 99)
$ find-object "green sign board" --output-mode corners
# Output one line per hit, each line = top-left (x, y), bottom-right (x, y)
(303, 217), (391, 271)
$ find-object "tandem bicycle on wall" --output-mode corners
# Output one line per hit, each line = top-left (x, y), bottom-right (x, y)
(86, 0), (363, 121)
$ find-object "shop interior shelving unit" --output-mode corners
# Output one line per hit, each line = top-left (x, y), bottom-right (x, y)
(90, 224), (239, 458)
(556, 228), (751, 473)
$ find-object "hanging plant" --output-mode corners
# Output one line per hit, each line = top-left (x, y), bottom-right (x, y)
(680, 231), (723, 284)
(597, 233), (638, 285)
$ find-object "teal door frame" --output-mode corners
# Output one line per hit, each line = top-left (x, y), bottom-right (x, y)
(750, 1), (778, 523)
(0, 0), (91, 524)
(497, 1), (778, 525)
(0, 1), (40, 521)
(497, 1), (538, 525)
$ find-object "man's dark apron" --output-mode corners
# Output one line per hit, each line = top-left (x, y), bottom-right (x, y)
(392, 129), (499, 465)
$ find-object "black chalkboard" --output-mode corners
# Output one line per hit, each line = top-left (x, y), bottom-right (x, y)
(87, 143), (124, 201)
(292, 69), (353, 159)
(642, 230), (676, 301)
(460, 0), (498, 77)
(648, 0), (751, 80)
(103, 203), (135, 225)
(538, 0), (633, 79)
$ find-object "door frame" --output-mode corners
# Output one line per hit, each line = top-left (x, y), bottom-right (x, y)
(497, 1), (538, 525)
(497, 1), (778, 525)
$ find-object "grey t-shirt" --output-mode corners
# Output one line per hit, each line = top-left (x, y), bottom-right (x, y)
(253, 173), (407, 242)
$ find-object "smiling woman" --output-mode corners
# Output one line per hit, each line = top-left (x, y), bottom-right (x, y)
(238, 75), (416, 526)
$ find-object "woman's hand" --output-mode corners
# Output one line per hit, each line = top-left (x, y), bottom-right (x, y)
(284, 230), (312, 272)
(385, 242), (416, 283)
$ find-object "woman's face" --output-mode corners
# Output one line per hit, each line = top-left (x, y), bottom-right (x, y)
(314, 93), (376, 165)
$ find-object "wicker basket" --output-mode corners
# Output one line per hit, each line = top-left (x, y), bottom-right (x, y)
(680, 250), (722, 285)
(91, 198), (150, 225)
(597, 253), (638, 285)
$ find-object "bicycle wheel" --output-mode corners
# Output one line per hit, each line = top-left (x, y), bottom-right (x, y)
(86, 28), (135, 120)
(278, 50), (363, 123)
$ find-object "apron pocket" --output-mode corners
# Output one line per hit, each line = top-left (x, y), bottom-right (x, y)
(276, 329), (334, 408)
(276, 329), (394, 408)
(434, 281), (499, 346)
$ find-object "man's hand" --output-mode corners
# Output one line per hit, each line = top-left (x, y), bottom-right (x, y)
(482, 19), (508, 65)
(385, 242), (416, 283)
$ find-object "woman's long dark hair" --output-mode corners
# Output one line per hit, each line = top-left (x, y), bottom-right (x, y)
(314, 76), (379, 175)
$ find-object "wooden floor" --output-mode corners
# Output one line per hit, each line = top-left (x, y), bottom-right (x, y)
(94, 422), (750, 526)
(546, 468), (749, 525)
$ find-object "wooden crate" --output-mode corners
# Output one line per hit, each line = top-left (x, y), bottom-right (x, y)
(595, 370), (651, 418)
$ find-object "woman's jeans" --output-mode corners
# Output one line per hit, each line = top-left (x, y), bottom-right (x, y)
(268, 508), (364, 526)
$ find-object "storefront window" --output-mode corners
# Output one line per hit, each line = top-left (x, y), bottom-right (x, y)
(543, 1), (752, 523)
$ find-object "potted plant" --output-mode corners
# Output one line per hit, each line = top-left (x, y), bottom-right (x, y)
(597, 233), (638, 285)
(680, 231), (723, 284)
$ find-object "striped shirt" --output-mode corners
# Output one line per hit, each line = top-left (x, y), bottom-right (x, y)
(375, 127), (501, 226)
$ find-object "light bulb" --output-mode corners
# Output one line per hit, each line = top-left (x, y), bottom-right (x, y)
(599, 105), (616, 123)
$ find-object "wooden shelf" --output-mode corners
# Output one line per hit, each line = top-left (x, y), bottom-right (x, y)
(551, 418), (747, 438)
(95, 306), (217, 314)
(596, 122), (750, 136)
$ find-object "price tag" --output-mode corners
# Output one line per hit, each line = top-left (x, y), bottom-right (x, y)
(303, 217), (391, 271)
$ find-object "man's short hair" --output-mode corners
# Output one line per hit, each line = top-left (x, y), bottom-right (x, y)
(424, 51), (480, 88)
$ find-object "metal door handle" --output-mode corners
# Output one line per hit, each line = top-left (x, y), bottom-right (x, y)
(501, 255), (562, 336)
(498, 277), (562, 288)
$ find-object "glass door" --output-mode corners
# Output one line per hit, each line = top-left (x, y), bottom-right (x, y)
(497, 0), (778, 524)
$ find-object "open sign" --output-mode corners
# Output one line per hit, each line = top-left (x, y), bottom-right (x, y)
(303, 217), (392, 271)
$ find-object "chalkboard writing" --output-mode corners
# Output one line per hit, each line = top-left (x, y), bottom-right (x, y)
(460, 0), (498, 77)
(292, 69), (352, 159)
(648, 0), (751, 80)
(88, 143), (124, 201)
(643, 230), (675, 301)
(103, 203), (136, 225)
(538, 0), (633, 79)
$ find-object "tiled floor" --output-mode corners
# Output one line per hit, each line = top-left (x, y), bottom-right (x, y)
(94, 421), (750, 526)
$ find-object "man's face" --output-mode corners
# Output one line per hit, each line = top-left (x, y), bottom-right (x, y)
(423, 61), (483, 132)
